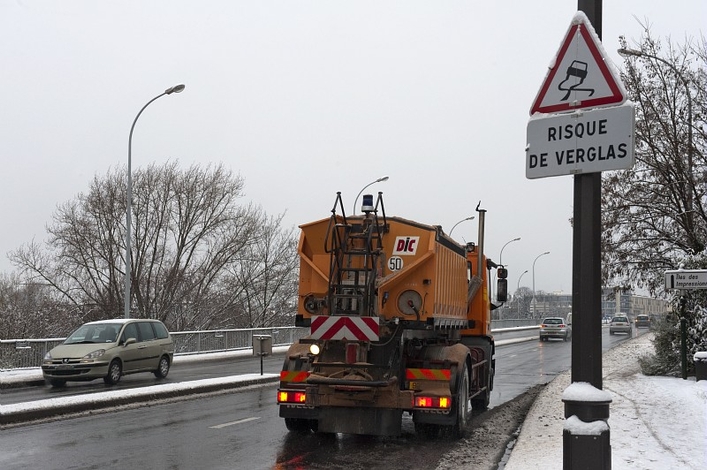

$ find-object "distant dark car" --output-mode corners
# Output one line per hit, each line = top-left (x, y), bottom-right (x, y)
(539, 317), (572, 342)
(635, 314), (651, 328)
(609, 315), (632, 335)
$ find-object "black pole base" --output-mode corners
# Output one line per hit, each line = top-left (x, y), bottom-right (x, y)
(563, 400), (611, 469)
(563, 428), (611, 469)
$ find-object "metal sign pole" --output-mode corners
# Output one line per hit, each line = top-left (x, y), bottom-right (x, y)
(564, 1), (612, 469)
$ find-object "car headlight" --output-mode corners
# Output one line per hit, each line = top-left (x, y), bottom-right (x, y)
(43, 352), (52, 361)
(83, 349), (106, 360)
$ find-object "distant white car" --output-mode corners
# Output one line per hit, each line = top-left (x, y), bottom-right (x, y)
(539, 317), (572, 342)
(609, 315), (632, 335)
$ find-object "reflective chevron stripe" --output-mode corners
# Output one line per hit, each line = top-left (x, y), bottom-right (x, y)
(405, 368), (452, 381)
(280, 371), (310, 383)
(310, 316), (379, 341)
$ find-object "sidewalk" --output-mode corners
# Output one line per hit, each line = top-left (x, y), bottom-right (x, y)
(503, 332), (707, 469)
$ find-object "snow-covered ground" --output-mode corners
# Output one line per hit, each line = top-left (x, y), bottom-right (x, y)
(504, 332), (707, 470)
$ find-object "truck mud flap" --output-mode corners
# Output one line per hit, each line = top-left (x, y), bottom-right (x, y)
(317, 407), (403, 436)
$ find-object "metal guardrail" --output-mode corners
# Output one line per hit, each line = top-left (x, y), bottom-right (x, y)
(0, 327), (310, 370)
(0, 319), (539, 370)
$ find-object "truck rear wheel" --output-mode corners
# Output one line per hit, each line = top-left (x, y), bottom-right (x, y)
(451, 363), (471, 438)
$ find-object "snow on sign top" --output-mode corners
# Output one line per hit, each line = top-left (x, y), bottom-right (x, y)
(530, 11), (626, 116)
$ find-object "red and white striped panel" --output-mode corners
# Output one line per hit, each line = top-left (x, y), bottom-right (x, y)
(310, 316), (379, 341)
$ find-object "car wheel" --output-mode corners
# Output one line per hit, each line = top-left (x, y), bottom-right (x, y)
(104, 359), (122, 385)
(154, 355), (170, 378)
(563, 334), (568, 342)
(49, 379), (66, 387)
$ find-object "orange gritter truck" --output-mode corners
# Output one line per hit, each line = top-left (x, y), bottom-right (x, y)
(277, 192), (505, 437)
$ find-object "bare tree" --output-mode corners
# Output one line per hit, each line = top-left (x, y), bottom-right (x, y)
(225, 212), (299, 328)
(9, 161), (269, 330)
(0, 274), (76, 339)
(602, 29), (706, 293)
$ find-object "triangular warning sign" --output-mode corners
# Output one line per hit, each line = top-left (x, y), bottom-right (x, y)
(530, 11), (626, 115)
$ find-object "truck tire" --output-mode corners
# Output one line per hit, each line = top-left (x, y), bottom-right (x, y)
(452, 363), (471, 438)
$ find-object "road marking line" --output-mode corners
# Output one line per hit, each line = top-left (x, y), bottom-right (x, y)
(210, 416), (260, 429)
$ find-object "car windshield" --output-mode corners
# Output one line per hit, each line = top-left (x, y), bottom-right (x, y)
(543, 318), (563, 325)
(612, 317), (628, 323)
(64, 323), (119, 344)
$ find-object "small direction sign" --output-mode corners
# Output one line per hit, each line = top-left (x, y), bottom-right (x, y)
(665, 269), (707, 290)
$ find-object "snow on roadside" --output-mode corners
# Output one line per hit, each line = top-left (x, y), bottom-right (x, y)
(504, 333), (707, 470)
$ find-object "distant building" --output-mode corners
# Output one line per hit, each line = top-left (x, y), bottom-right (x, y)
(504, 288), (667, 320)
(602, 287), (668, 318)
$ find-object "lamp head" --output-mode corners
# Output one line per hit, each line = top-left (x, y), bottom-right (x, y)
(617, 48), (642, 58)
(166, 84), (186, 94)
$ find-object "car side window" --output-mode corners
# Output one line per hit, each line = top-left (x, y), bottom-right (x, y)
(138, 322), (156, 342)
(152, 322), (169, 339)
(121, 323), (139, 343)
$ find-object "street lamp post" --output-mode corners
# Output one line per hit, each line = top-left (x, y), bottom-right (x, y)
(499, 237), (521, 266)
(352, 176), (389, 215)
(125, 84), (186, 319)
(618, 48), (696, 227)
(517, 269), (528, 317)
(449, 216), (475, 237)
(492, 237), (520, 301)
(531, 251), (550, 317)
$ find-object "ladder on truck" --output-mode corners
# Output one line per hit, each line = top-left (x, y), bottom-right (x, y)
(325, 192), (387, 316)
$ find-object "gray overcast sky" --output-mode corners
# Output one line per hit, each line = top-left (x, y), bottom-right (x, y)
(1, 1), (704, 295)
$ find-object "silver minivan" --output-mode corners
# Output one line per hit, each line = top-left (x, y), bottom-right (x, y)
(42, 319), (174, 387)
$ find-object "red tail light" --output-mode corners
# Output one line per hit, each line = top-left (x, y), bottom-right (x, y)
(278, 390), (307, 404)
(414, 396), (451, 409)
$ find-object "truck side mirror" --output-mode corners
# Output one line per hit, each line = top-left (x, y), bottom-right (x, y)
(496, 278), (508, 302)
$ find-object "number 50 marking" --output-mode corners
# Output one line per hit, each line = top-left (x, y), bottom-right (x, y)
(388, 256), (403, 272)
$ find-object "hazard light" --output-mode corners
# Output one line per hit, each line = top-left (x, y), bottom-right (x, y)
(414, 396), (451, 409)
(278, 390), (307, 404)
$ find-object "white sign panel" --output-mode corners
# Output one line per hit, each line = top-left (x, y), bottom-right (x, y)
(526, 103), (635, 179)
(665, 270), (707, 290)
